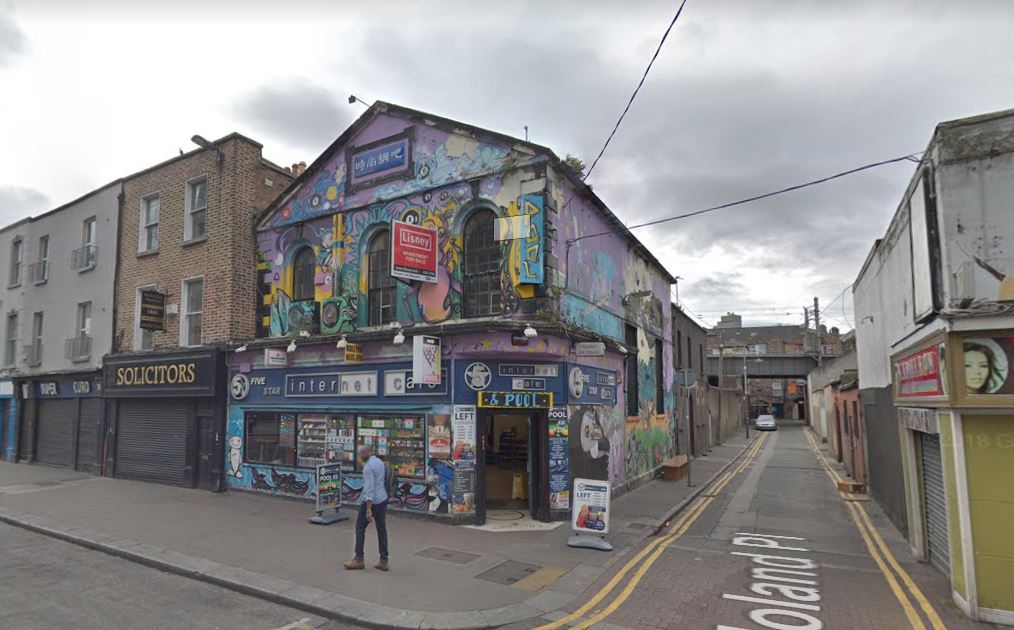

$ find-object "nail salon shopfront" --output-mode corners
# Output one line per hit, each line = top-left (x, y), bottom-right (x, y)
(225, 353), (617, 524)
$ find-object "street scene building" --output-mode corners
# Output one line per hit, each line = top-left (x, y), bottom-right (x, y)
(226, 102), (678, 523)
(853, 108), (1014, 624)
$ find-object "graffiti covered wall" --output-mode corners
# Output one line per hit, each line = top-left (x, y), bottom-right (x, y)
(258, 111), (552, 337)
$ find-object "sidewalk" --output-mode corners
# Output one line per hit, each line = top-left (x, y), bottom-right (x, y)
(0, 435), (752, 629)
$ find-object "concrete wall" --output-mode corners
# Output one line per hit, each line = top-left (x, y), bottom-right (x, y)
(0, 219), (31, 375)
(15, 183), (120, 376)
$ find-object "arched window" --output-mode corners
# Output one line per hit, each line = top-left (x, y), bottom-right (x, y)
(463, 210), (502, 317)
(367, 230), (395, 326)
(291, 247), (316, 302)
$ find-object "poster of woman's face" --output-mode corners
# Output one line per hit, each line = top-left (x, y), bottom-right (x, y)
(962, 337), (1012, 395)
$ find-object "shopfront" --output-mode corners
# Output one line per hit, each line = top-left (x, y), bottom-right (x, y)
(894, 330), (1014, 624)
(14, 373), (102, 471)
(0, 378), (15, 461)
(226, 353), (618, 524)
(103, 350), (225, 490)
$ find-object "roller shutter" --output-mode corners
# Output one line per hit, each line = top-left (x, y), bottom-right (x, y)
(36, 399), (76, 467)
(115, 399), (191, 486)
(18, 398), (35, 461)
(920, 432), (950, 576)
(76, 398), (101, 473)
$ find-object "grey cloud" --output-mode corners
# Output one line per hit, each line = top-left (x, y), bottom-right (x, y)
(234, 78), (353, 151)
(0, 186), (47, 228)
(0, 8), (27, 67)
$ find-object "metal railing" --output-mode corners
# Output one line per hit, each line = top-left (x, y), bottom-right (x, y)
(28, 261), (48, 284)
(71, 245), (97, 271)
(24, 342), (42, 367)
(65, 335), (92, 362)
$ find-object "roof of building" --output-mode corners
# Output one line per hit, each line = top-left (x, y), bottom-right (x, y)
(257, 101), (678, 284)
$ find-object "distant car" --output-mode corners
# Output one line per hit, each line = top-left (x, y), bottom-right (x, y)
(755, 414), (777, 431)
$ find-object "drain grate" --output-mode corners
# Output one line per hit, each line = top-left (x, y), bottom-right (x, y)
(415, 546), (481, 565)
(475, 560), (542, 585)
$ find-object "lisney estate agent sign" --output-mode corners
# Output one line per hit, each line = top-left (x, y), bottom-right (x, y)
(391, 220), (438, 283)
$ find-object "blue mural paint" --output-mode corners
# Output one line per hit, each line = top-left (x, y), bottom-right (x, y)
(518, 193), (545, 284)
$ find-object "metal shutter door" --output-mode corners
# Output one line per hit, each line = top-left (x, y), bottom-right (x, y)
(18, 398), (34, 461)
(115, 399), (190, 486)
(920, 433), (950, 576)
(76, 398), (101, 473)
(36, 399), (77, 467)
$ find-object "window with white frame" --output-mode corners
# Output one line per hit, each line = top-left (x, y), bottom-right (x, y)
(8, 237), (23, 287)
(29, 311), (43, 366)
(76, 301), (92, 339)
(134, 286), (156, 351)
(83, 217), (96, 249)
(139, 195), (160, 253)
(35, 235), (49, 283)
(4, 312), (16, 366)
(181, 277), (203, 347)
(185, 178), (207, 241)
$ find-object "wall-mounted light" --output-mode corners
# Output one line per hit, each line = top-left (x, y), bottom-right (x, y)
(336, 335), (348, 350)
(191, 134), (225, 168)
(393, 328), (405, 345)
(348, 94), (373, 108)
(234, 344), (247, 353)
(523, 323), (538, 339)
(618, 345), (628, 354)
(286, 340), (297, 353)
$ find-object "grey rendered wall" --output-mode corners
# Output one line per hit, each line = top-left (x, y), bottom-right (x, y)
(0, 220), (31, 376)
(17, 183), (120, 376)
(861, 385), (908, 536)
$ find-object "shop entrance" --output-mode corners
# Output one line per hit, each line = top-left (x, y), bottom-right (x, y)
(478, 410), (547, 523)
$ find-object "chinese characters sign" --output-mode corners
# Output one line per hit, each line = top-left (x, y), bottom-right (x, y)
(348, 132), (412, 191)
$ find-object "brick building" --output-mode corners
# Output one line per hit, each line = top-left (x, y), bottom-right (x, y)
(103, 134), (291, 490)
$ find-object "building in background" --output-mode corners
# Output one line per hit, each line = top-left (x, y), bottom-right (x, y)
(225, 102), (677, 524)
(103, 134), (290, 491)
(807, 344), (864, 485)
(0, 217), (31, 461)
(671, 302), (710, 454)
(854, 108), (1014, 624)
(6, 183), (120, 472)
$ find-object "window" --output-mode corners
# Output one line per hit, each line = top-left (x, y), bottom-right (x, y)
(655, 338), (665, 413)
(4, 313), (16, 366)
(69, 301), (92, 361)
(29, 311), (43, 366)
(181, 277), (203, 347)
(140, 195), (159, 253)
(185, 178), (207, 241)
(244, 412), (296, 466)
(83, 217), (96, 249)
(291, 247), (315, 302)
(134, 286), (156, 351)
(626, 324), (639, 417)
(32, 235), (49, 283)
(8, 237), (22, 286)
(463, 210), (502, 317)
(367, 230), (395, 326)
(76, 301), (92, 339)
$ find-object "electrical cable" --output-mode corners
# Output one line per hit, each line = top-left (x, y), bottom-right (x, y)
(584, 0), (690, 180)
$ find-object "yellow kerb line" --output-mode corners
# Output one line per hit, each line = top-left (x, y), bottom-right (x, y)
(803, 428), (944, 630)
(534, 433), (769, 630)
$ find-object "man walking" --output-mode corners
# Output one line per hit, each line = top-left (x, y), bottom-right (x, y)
(344, 445), (389, 571)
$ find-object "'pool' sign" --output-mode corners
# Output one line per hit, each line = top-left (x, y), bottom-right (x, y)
(477, 391), (553, 409)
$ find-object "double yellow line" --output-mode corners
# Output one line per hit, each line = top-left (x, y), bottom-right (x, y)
(802, 429), (946, 630)
(536, 433), (770, 630)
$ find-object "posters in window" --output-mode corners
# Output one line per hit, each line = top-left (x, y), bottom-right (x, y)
(548, 407), (570, 510)
(428, 413), (451, 458)
(571, 478), (610, 534)
(452, 405), (476, 462)
(279, 413), (297, 448)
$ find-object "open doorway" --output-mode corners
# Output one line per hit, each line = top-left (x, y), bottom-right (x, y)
(484, 412), (532, 510)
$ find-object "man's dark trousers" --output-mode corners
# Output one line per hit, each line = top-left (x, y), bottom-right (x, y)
(354, 500), (388, 561)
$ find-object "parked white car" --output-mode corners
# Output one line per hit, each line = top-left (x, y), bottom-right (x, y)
(755, 414), (777, 431)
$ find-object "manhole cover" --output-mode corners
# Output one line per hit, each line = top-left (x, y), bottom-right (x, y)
(415, 547), (481, 565)
(475, 560), (542, 585)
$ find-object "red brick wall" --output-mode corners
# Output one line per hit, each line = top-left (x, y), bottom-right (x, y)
(114, 137), (292, 351)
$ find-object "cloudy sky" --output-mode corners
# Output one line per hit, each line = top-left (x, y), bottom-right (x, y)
(3, 1), (1014, 329)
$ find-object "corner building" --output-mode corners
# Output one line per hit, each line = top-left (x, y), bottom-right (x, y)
(227, 102), (678, 523)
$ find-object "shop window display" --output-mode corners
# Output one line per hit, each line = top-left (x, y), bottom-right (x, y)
(357, 415), (426, 478)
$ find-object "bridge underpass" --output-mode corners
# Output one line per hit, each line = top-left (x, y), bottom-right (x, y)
(707, 353), (818, 379)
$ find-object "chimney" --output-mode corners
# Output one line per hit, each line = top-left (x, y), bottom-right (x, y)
(831, 326), (840, 337)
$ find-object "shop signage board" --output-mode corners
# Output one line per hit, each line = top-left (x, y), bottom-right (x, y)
(139, 290), (166, 332)
(230, 363), (449, 405)
(104, 351), (218, 397)
(264, 348), (287, 367)
(454, 361), (566, 405)
(567, 365), (618, 405)
(286, 371), (378, 397)
(568, 478), (613, 551)
(385, 369), (448, 396)
(548, 407), (570, 510)
(574, 341), (606, 357)
(310, 462), (348, 525)
(391, 220), (438, 283)
(898, 407), (939, 434)
(348, 131), (413, 191)
(412, 335), (441, 385)
(517, 193), (545, 284)
(894, 345), (945, 399)
(477, 391), (553, 409)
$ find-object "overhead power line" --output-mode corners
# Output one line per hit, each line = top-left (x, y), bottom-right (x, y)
(569, 152), (921, 245)
(583, 0), (689, 180)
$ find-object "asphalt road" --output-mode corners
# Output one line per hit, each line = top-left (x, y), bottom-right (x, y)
(0, 522), (357, 630)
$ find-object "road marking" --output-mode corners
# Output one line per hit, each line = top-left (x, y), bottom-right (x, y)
(534, 433), (770, 629)
(272, 619), (316, 630)
(803, 429), (946, 630)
